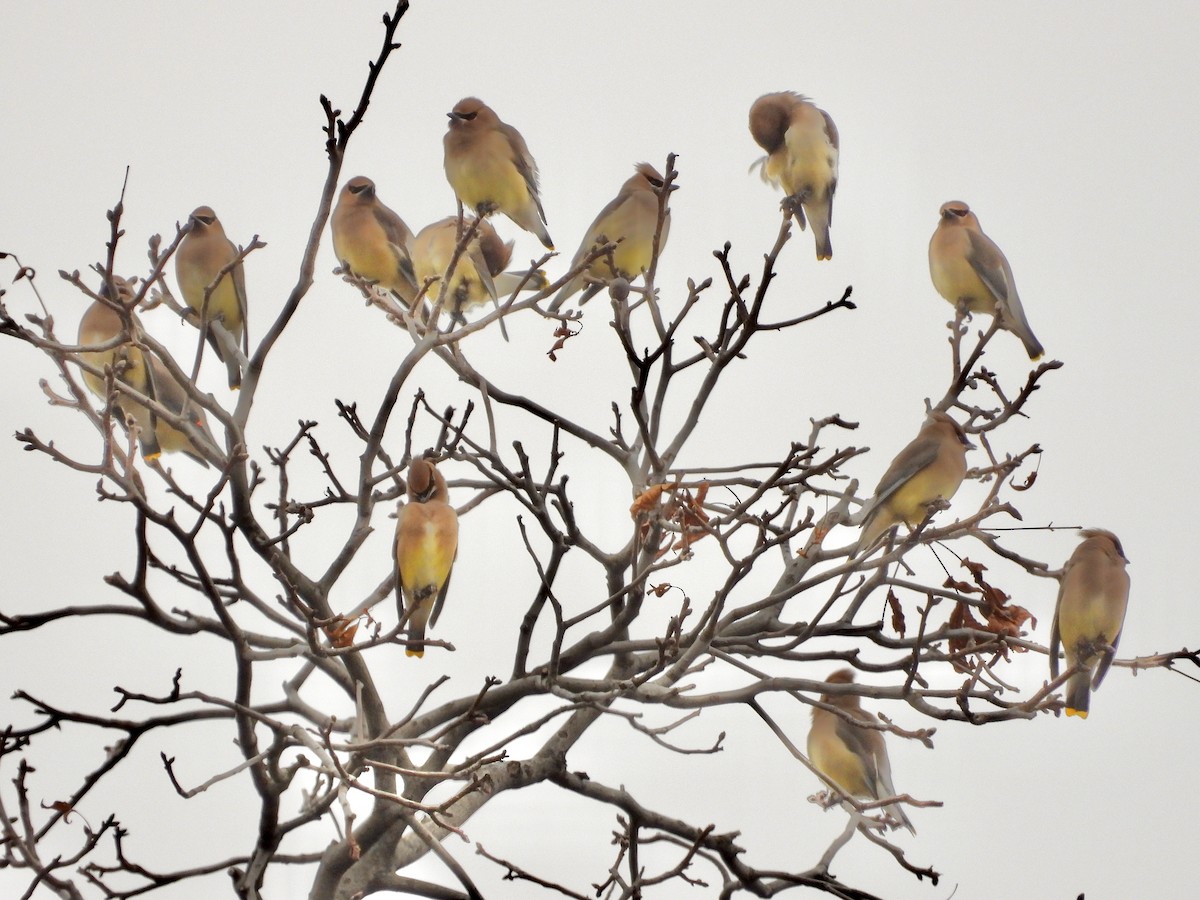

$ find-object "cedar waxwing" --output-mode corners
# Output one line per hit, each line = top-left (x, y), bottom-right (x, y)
(394, 458), (459, 658)
(748, 92), (839, 260)
(807, 669), (916, 835)
(1049, 529), (1131, 719)
(443, 97), (554, 250)
(410, 216), (547, 325)
(547, 163), (671, 312)
(928, 201), (1044, 360)
(857, 411), (972, 553)
(77, 277), (159, 460)
(78, 279), (217, 465)
(175, 206), (247, 389)
(331, 176), (419, 305)
(142, 354), (220, 467)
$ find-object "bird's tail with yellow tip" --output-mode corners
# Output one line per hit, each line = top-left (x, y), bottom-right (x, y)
(1064, 672), (1091, 719)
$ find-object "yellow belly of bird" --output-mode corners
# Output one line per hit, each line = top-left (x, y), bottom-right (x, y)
(890, 467), (964, 527)
(774, 134), (835, 197)
(155, 419), (198, 456)
(450, 155), (527, 215)
(80, 350), (115, 399)
(604, 232), (655, 279)
(810, 739), (868, 798)
(339, 237), (402, 290)
(181, 272), (243, 334)
(80, 347), (150, 400)
(930, 255), (993, 315)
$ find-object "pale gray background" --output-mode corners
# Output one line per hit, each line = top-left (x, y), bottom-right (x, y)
(2, 3), (1197, 898)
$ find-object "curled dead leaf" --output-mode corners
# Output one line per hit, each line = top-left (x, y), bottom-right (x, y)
(630, 483), (673, 518)
(887, 589), (906, 637)
(323, 616), (360, 649)
(546, 322), (581, 362)
(946, 558), (1037, 669)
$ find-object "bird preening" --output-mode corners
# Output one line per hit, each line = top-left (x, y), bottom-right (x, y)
(748, 91), (839, 260)
(409, 215), (547, 334)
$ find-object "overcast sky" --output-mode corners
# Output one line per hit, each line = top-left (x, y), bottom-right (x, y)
(3, 3), (1199, 898)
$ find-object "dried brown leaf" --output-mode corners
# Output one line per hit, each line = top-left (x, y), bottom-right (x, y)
(887, 589), (906, 637)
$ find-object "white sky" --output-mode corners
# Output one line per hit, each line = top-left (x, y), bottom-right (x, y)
(2, 2), (1199, 898)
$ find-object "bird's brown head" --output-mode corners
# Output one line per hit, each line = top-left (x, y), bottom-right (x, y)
(476, 218), (513, 275)
(748, 93), (794, 153)
(818, 668), (863, 709)
(188, 206), (219, 233)
(927, 410), (974, 449)
(448, 97), (492, 127)
(406, 458), (447, 503)
(938, 201), (975, 227)
(97, 274), (136, 307)
(633, 162), (666, 190)
(345, 176), (376, 201)
(1079, 528), (1129, 564)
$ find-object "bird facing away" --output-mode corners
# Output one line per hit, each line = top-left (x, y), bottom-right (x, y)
(807, 669), (916, 835)
(443, 97), (554, 250)
(409, 215), (547, 325)
(928, 201), (1044, 360)
(748, 92), (839, 260)
(331, 175), (419, 305)
(175, 206), (248, 389)
(77, 278), (159, 460)
(1050, 529), (1131, 719)
(548, 162), (671, 312)
(857, 411), (972, 553)
(394, 458), (459, 658)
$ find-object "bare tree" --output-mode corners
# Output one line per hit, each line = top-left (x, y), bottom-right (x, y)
(2, 5), (1195, 899)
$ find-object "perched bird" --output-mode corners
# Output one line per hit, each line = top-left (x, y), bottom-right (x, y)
(443, 97), (553, 250)
(748, 92), (839, 260)
(175, 206), (247, 389)
(331, 175), (419, 305)
(807, 668), (916, 834)
(857, 411), (972, 553)
(78, 278), (217, 465)
(410, 215), (547, 326)
(77, 277), (159, 460)
(548, 163), (671, 312)
(394, 458), (459, 658)
(1050, 529), (1131, 719)
(928, 201), (1044, 360)
(142, 354), (220, 467)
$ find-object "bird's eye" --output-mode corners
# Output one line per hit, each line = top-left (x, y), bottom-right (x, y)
(462, 111), (477, 121)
